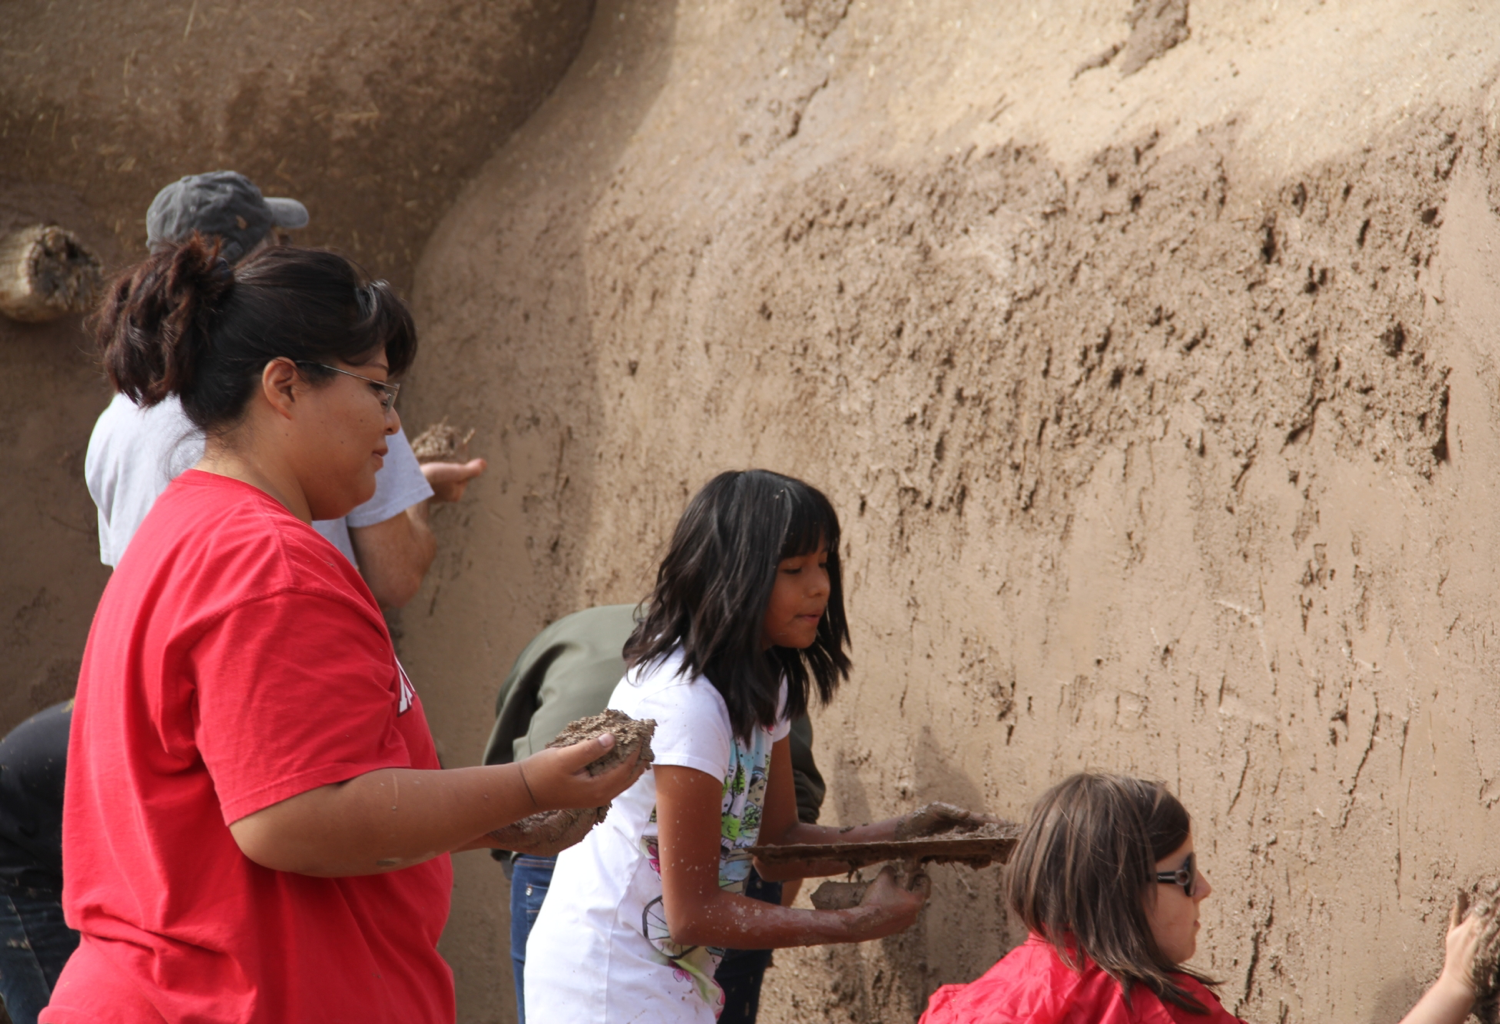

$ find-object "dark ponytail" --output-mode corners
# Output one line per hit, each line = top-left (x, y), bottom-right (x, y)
(96, 235), (416, 432)
(97, 237), (232, 410)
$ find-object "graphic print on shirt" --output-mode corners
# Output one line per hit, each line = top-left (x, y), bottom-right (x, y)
(395, 658), (416, 715)
(639, 722), (778, 1017)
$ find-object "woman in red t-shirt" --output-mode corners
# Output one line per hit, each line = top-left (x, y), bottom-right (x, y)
(920, 773), (1481, 1024)
(42, 241), (644, 1024)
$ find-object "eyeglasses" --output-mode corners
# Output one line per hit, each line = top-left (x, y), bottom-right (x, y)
(1156, 852), (1197, 898)
(297, 362), (400, 412)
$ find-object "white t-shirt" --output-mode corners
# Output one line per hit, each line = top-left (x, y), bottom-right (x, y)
(524, 649), (791, 1024)
(84, 392), (434, 567)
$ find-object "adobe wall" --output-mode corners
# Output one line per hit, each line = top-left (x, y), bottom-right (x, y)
(400, 2), (1500, 1021)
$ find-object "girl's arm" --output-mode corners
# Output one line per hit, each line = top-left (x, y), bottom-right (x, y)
(750, 739), (989, 881)
(655, 761), (928, 950)
(1395, 902), (1479, 1024)
(228, 735), (643, 877)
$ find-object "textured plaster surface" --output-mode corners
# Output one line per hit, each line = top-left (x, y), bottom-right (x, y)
(401, 2), (1500, 1020)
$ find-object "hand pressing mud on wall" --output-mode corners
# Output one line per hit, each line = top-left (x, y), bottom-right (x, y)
(1463, 882), (1500, 1024)
(487, 711), (655, 858)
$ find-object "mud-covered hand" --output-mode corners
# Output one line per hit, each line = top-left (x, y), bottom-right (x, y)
(517, 734), (645, 812)
(1445, 897), (1483, 997)
(421, 458), (487, 503)
(842, 865), (930, 941)
(894, 801), (998, 841)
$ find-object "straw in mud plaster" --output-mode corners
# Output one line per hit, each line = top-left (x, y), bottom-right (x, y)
(409, 417), (475, 463)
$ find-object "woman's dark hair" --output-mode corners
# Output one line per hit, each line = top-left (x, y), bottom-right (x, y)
(1005, 773), (1215, 1013)
(624, 469), (851, 742)
(95, 235), (416, 431)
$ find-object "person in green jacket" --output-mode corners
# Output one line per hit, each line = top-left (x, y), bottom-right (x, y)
(482, 605), (826, 1024)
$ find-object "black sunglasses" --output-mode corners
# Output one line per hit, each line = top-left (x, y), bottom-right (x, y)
(1155, 851), (1196, 897)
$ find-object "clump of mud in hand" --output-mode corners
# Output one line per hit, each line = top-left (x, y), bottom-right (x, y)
(548, 709), (656, 775)
(409, 417), (475, 463)
(1466, 881), (1500, 1024)
(487, 711), (656, 857)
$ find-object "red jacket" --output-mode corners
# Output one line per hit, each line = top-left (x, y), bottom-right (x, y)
(920, 934), (1246, 1024)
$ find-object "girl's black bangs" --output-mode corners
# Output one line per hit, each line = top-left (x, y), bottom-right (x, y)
(777, 484), (838, 559)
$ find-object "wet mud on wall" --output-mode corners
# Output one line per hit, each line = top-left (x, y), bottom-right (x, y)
(400, 2), (1500, 1022)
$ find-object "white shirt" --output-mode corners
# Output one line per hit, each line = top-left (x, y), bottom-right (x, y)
(84, 392), (433, 567)
(524, 649), (791, 1024)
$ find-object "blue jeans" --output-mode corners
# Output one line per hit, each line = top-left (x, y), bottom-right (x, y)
(0, 885), (79, 1024)
(509, 855), (556, 1024)
(508, 856), (781, 1024)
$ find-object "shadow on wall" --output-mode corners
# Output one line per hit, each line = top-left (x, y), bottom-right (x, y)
(404, 3), (679, 1021)
(0, 180), (119, 737)
(821, 724), (1019, 1021)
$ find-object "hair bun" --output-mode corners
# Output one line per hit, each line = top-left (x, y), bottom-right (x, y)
(97, 235), (235, 406)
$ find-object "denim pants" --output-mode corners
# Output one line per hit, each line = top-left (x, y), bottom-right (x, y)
(509, 855), (556, 1024)
(0, 885), (79, 1024)
(508, 856), (782, 1024)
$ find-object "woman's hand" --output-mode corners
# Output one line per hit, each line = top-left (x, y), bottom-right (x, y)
(842, 865), (931, 939)
(518, 735), (646, 813)
(1439, 897), (1482, 998)
(1395, 897), (1482, 1024)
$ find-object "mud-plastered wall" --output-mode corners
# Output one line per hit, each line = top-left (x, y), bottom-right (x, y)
(0, 0), (594, 737)
(402, 2), (1500, 1021)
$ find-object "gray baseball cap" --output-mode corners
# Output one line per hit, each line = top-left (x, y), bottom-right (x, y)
(146, 171), (309, 263)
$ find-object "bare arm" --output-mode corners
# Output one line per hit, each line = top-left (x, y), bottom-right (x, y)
(350, 506), (435, 609)
(228, 734), (641, 877)
(655, 756), (927, 951)
(750, 740), (991, 881)
(1396, 902), (1479, 1024)
(350, 459), (486, 608)
(747, 739), (896, 880)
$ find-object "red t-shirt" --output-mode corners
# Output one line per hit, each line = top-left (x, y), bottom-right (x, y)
(42, 471), (454, 1024)
(920, 934), (1246, 1024)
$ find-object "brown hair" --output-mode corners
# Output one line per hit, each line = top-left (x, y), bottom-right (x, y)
(1004, 773), (1215, 1013)
(95, 235), (416, 432)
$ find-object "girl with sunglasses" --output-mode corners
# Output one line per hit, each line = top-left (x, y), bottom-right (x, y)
(920, 773), (1482, 1024)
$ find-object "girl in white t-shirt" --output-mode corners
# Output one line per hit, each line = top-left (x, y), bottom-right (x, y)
(525, 469), (987, 1023)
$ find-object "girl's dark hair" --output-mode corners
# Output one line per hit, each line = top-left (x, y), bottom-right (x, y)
(96, 235), (416, 431)
(1005, 773), (1215, 1013)
(624, 469), (851, 742)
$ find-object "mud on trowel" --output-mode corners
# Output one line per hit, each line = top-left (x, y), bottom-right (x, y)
(747, 807), (1020, 910)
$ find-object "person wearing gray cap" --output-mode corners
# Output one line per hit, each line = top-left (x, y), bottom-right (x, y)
(85, 171), (485, 606)
(146, 170), (311, 262)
